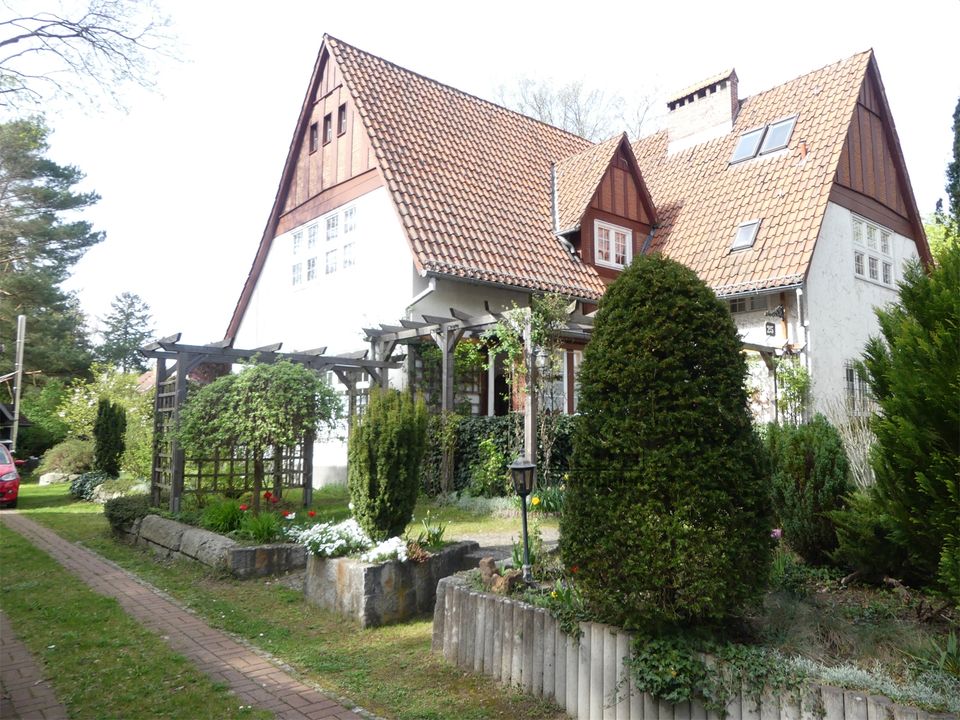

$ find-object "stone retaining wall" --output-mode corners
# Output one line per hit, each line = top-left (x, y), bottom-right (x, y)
(432, 576), (956, 720)
(305, 541), (479, 627)
(122, 515), (305, 579)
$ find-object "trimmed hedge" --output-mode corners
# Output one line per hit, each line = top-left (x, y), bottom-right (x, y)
(420, 413), (576, 495)
(561, 253), (773, 628)
(103, 494), (152, 532)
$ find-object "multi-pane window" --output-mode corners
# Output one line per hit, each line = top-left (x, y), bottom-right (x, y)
(307, 224), (318, 249)
(325, 250), (337, 274)
(322, 113), (332, 144)
(730, 116), (797, 163)
(594, 220), (632, 269)
(337, 104), (347, 135)
(844, 360), (873, 416)
(852, 215), (895, 287)
(292, 230), (302, 255)
(344, 206), (356, 234)
(343, 242), (354, 267)
(326, 215), (338, 241)
(306, 257), (316, 282)
(309, 122), (318, 153)
(729, 295), (767, 314)
(291, 262), (302, 286)
(291, 206), (358, 281)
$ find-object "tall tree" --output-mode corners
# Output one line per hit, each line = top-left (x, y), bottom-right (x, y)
(0, 0), (172, 110)
(947, 96), (959, 222)
(0, 116), (102, 378)
(97, 291), (152, 372)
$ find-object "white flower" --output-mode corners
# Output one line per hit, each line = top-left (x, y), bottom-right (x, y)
(360, 536), (408, 564)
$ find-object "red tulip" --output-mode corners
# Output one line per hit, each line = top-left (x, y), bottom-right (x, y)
(308, 510), (316, 517)
(239, 504), (248, 511)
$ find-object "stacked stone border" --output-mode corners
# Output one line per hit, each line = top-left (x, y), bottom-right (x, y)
(120, 514), (305, 579)
(305, 541), (479, 627)
(432, 576), (957, 720)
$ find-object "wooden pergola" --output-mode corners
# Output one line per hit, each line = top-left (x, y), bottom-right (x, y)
(140, 334), (401, 512)
(363, 302), (594, 463)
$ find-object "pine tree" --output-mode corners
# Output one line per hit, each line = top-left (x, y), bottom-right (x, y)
(93, 399), (126, 477)
(97, 292), (153, 372)
(0, 117), (102, 378)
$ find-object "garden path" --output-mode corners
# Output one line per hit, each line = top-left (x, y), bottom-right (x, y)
(0, 513), (368, 720)
(449, 526), (559, 561)
(0, 610), (69, 720)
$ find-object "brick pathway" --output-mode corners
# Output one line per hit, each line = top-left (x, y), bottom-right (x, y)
(0, 513), (364, 720)
(0, 611), (68, 720)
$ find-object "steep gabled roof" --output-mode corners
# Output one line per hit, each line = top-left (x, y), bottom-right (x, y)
(555, 133), (656, 233)
(632, 50), (923, 296)
(326, 36), (613, 299)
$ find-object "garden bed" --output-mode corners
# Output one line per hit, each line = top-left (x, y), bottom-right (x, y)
(432, 575), (957, 720)
(119, 514), (306, 579)
(305, 540), (479, 627)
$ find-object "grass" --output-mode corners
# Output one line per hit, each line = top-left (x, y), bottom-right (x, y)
(0, 522), (272, 720)
(14, 481), (566, 720)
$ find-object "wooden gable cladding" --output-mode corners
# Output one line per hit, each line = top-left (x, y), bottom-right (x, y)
(282, 50), (377, 214)
(588, 149), (653, 225)
(833, 66), (911, 227)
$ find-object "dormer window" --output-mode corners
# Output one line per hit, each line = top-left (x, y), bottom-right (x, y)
(594, 219), (632, 269)
(731, 220), (761, 251)
(729, 115), (797, 163)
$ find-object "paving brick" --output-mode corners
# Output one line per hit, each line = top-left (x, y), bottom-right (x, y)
(1, 513), (370, 720)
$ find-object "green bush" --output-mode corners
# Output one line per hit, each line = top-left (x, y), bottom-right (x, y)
(200, 499), (245, 534)
(468, 437), (509, 497)
(103, 494), (152, 532)
(769, 414), (851, 565)
(348, 389), (427, 541)
(830, 486), (912, 582)
(858, 245), (960, 599)
(37, 438), (94, 475)
(70, 471), (110, 501)
(561, 253), (773, 628)
(238, 511), (283, 544)
(93, 399), (126, 477)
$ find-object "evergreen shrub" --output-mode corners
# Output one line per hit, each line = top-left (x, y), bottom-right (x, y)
(37, 438), (94, 475)
(93, 399), (126, 477)
(348, 389), (427, 541)
(561, 253), (773, 627)
(103, 494), (152, 532)
(769, 414), (851, 564)
(70, 471), (110, 500)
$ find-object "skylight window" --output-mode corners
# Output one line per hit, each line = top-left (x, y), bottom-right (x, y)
(731, 220), (761, 251)
(730, 127), (765, 163)
(759, 116), (797, 154)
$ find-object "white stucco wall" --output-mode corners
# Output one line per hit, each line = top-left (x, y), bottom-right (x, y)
(805, 201), (919, 415)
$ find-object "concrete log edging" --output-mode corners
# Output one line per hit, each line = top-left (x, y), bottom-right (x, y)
(432, 577), (957, 720)
(119, 514), (306, 578)
(304, 540), (479, 628)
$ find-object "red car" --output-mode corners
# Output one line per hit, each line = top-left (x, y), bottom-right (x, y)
(0, 444), (20, 508)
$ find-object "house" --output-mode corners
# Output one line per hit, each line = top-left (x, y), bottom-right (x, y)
(226, 36), (930, 483)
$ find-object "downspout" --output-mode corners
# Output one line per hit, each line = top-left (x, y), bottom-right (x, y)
(796, 286), (808, 371)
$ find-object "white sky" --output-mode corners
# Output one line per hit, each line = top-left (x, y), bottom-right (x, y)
(24, 0), (960, 346)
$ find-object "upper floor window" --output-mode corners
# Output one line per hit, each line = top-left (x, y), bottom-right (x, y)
(729, 115), (797, 164)
(852, 215), (895, 288)
(309, 122), (318, 153)
(344, 206), (356, 234)
(291, 262), (303, 286)
(844, 360), (874, 416)
(729, 295), (767, 314)
(307, 224), (318, 249)
(326, 215), (338, 241)
(337, 104), (347, 135)
(292, 230), (303, 255)
(731, 220), (761, 251)
(323, 113), (333, 144)
(594, 219), (631, 269)
(306, 257), (317, 282)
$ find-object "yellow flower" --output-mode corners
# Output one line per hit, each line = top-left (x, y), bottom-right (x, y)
(551, 591), (558, 599)
(531, 496), (541, 506)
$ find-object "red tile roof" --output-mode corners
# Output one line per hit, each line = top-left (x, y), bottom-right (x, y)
(633, 52), (872, 296)
(554, 134), (626, 233)
(328, 36), (612, 300)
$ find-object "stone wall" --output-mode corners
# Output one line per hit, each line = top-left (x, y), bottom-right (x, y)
(305, 541), (479, 627)
(433, 576), (956, 720)
(122, 515), (305, 579)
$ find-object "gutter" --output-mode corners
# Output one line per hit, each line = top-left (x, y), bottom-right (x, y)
(405, 277), (436, 313)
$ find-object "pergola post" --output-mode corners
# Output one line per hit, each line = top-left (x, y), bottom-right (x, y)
(169, 353), (190, 513)
(302, 431), (314, 507)
(523, 316), (538, 470)
(150, 358), (168, 507)
(487, 347), (497, 417)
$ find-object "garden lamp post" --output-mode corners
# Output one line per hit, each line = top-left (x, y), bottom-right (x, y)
(509, 456), (536, 583)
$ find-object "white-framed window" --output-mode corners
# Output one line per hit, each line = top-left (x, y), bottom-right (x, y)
(325, 249), (337, 274)
(291, 262), (302, 286)
(343, 242), (355, 268)
(326, 215), (338, 241)
(537, 349), (567, 413)
(344, 206), (356, 234)
(594, 219), (632, 269)
(306, 257), (316, 282)
(731, 219), (761, 251)
(307, 224), (318, 249)
(844, 360), (873, 416)
(729, 295), (767, 314)
(292, 230), (303, 255)
(852, 215), (895, 287)
(729, 115), (797, 164)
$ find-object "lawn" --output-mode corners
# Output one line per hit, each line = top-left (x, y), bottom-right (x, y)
(11, 481), (566, 720)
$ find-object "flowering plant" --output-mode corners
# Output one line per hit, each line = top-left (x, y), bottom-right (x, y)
(360, 536), (408, 563)
(289, 518), (371, 558)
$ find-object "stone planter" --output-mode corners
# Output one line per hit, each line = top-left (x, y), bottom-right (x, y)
(125, 514), (306, 578)
(305, 540), (479, 627)
(433, 576), (958, 720)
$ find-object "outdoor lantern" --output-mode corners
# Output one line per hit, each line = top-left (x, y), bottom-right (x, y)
(509, 457), (536, 583)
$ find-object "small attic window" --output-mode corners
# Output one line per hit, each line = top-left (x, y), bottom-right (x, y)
(760, 116), (797, 154)
(730, 127), (765, 163)
(731, 220), (761, 251)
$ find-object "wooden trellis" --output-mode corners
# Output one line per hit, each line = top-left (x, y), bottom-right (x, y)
(140, 335), (400, 512)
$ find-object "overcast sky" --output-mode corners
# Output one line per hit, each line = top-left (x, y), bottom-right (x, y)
(20, 0), (960, 346)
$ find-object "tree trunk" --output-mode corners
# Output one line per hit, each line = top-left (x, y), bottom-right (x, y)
(252, 456), (264, 514)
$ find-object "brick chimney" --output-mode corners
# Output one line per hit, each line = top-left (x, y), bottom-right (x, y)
(665, 69), (739, 154)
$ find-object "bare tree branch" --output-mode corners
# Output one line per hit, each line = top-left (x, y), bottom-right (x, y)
(0, 0), (175, 110)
